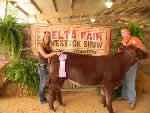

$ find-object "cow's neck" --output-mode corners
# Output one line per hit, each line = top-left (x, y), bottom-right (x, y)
(120, 51), (137, 72)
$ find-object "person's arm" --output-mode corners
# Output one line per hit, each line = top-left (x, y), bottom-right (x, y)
(132, 38), (146, 51)
(38, 44), (62, 59)
(135, 44), (146, 51)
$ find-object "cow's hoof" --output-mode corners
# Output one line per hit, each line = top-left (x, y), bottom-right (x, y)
(60, 103), (65, 107)
(50, 108), (56, 112)
(49, 105), (56, 112)
(104, 104), (106, 108)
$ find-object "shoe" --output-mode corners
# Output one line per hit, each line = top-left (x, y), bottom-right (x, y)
(129, 103), (135, 110)
(117, 97), (128, 101)
(40, 100), (47, 104)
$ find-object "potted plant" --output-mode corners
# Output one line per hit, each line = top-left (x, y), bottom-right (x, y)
(3, 57), (40, 95)
(0, 15), (26, 58)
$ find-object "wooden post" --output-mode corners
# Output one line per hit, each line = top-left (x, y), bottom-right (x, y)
(4, 0), (8, 18)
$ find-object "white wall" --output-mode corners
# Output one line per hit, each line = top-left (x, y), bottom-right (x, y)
(0, 1), (6, 19)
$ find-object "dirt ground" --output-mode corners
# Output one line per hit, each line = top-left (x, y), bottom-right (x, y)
(1, 66), (150, 113)
(0, 91), (150, 113)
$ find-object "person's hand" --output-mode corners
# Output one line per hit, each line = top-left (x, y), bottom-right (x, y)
(56, 52), (63, 56)
(132, 40), (136, 45)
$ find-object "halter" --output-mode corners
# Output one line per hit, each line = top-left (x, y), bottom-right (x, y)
(125, 49), (139, 62)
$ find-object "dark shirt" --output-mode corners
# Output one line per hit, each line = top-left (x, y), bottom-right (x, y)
(38, 47), (52, 65)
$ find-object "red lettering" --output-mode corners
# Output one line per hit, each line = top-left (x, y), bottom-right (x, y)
(58, 31), (64, 39)
(52, 31), (57, 39)
(87, 33), (92, 40)
(96, 33), (102, 41)
(93, 33), (96, 40)
(81, 32), (86, 40)
(72, 31), (76, 39)
(65, 31), (70, 39)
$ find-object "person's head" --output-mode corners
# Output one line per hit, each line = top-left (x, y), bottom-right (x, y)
(121, 27), (131, 39)
(43, 31), (51, 46)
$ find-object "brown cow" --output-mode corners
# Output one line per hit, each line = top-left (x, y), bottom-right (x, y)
(46, 45), (147, 113)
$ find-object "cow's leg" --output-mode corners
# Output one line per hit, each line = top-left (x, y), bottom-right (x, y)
(56, 90), (65, 106)
(48, 89), (56, 111)
(104, 86), (114, 113)
(101, 87), (106, 107)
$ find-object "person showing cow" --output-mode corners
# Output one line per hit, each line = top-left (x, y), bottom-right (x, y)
(118, 27), (146, 110)
(38, 31), (62, 104)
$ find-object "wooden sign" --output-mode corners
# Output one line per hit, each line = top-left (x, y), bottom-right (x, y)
(31, 24), (111, 56)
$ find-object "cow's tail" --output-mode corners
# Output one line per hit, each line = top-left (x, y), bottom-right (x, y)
(46, 75), (51, 86)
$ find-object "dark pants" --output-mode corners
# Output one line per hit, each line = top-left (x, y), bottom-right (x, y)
(38, 65), (48, 102)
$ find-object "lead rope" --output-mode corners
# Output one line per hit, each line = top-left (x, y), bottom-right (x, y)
(125, 49), (139, 62)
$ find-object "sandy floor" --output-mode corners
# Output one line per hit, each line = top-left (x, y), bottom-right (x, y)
(0, 91), (150, 113)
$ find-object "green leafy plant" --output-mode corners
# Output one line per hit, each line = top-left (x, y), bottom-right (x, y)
(113, 86), (121, 100)
(96, 86), (121, 100)
(113, 22), (146, 53)
(96, 86), (101, 96)
(4, 58), (40, 95)
(0, 15), (26, 57)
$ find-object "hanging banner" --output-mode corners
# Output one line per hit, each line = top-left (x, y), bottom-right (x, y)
(31, 24), (111, 56)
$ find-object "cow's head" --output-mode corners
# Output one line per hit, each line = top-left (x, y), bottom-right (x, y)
(126, 45), (148, 60)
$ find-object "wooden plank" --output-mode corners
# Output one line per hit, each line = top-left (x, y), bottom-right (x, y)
(9, 1), (29, 15)
(52, 0), (57, 12)
(30, 0), (42, 13)
(61, 87), (96, 92)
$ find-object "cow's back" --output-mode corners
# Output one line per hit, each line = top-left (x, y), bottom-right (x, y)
(50, 52), (126, 86)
